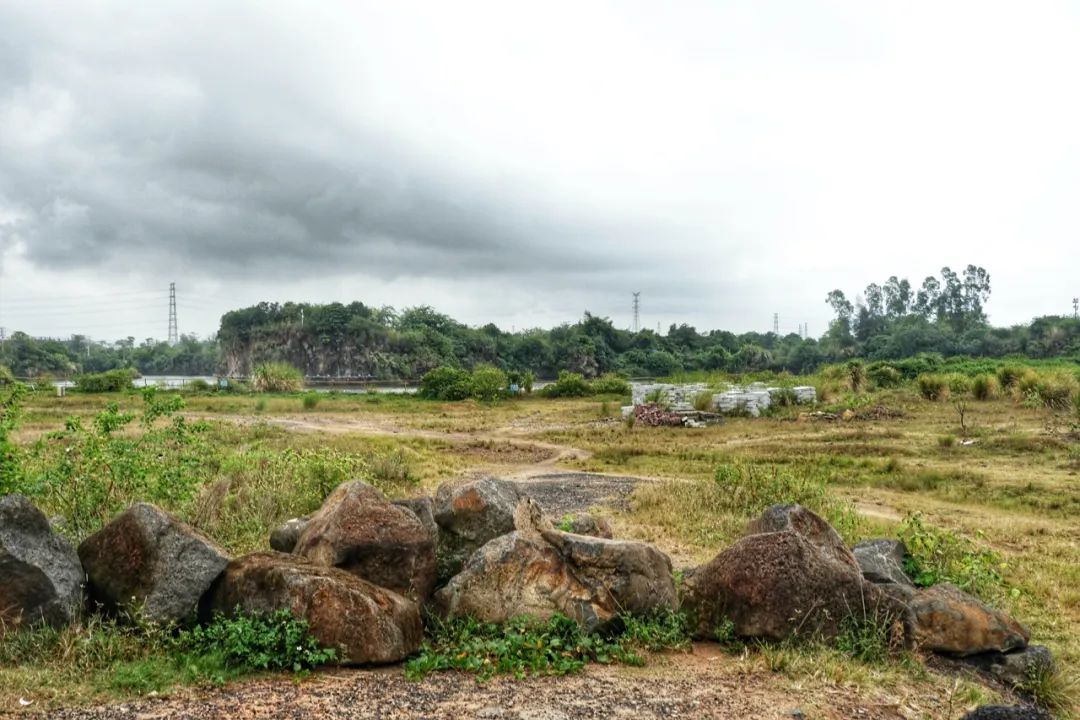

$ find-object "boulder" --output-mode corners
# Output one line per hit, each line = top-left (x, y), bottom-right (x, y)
(961, 707), (1052, 720)
(392, 496), (439, 545)
(433, 500), (676, 630)
(560, 513), (614, 539)
(682, 529), (893, 642)
(963, 645), (1053, 687)
(204, 552), (422, 665)
(269, 515), (311, 553)
(0, 495), (84, 630)
(852, 539), (913, 586)
(78, 503), (229, 623)
(293, 481), (436, 601)
(433, 477), (521, 582)
(746, 504), (857, 569)
(909, 583), (1029, 656)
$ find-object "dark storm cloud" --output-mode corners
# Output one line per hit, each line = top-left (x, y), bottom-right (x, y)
(0, 3), (657, 289)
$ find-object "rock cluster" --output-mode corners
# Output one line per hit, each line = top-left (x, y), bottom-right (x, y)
(0, 482), (1050, 685)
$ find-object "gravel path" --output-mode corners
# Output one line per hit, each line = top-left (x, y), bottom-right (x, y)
(21, 649), (914, 720)
(512, 472), (644, 517)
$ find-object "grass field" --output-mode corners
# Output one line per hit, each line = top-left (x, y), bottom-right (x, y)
(1, 373), (1078, 716)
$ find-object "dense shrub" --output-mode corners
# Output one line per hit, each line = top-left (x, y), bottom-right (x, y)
(866, 363), (903, 389)
(469, 365), (509, 402)
(74, 368), (137, 393)
(996, 365), (1027, 390)
(417, 367), (472, 400)
(0, 365), (15, 385)
(187, 378), (212, 393)
(971, 374), (998, 400)
(590, 373), (631, 396)
(946, 373), (971, 395)
(540, 371), (593, 398)
(916, 374), (949, 401)
(251, 362), (303, 393)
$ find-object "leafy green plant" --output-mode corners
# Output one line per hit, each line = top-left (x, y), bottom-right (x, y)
(74, 368), (137, 393)
(591, 373), (632, 396)
(417, 366), (472, 401)
(540, 371), (593, 398)
(179, 609), (336, 673)
(834, 614), (892, 665)
(405, 614), (641, 681)
(898, 513), (1006, 599)
(947, 373), (972, 396)
(251, 362), (304, 393)
(0, 381), (27, 494)
(469, 365), (509, 402)
(618, 609), (691, 652)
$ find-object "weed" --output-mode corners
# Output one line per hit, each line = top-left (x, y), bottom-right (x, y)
(179, 609), (336, 673)
(834, 614), (892, 665)
(618, 609), (691, 652)
(898, 513), (1006, 599)
(251, 363), (304, 393)
(404, 614), (641, 681)
(1018, 661), (1078, 714)
(255, 398), (268, 412)
(971, 374), (998, 400)
(916, 374), (949, 401)
(938, 434), (957, 448)
(692, 392), (714, 412)
(301, 393), (321, 410)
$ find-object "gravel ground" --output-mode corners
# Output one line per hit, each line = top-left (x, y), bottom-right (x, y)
(16, 649), (915, 720)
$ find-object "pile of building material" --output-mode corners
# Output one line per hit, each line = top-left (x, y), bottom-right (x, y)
(625, 382), (817, 422)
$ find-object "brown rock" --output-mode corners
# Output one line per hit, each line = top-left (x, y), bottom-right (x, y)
(433, 477), (521, 582)
(561, 514), (614, 539)
(682, 530), (892, 642)
(909, 583), (1029, 656)
(78, 503), (229, 623)
(746, 504), (857, 569)
(269, 515), (311, 553)
(294, 481), (435, 601)
(204, 552), (422, 665)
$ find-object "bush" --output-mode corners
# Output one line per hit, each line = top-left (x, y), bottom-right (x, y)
(1022, 371), (1079, 410)
(417, 366), (472, 401)
(251, 362), (303, 393)
(301, 392), (321, 410)
(405, 614), (641, 681)
(74, 368), (137, 393)
(916, 374), (949, 401)
(540, 371), (592, 398)
(0, 365), (15, 385)
(898, 513), (1005, 599)
(845, 360), (866, 393)
(971, 374), (998, 401)
(867, 363), (903, 389)
(591, 373), (631, 396)
(947, 373), (972, 396)
(187, 378), (212, 393)
(470, 365), (509, 402)
(996, 365), (1026, 390)
(179, 608), (336, 672)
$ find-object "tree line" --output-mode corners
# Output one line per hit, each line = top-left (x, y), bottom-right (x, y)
(3, 264), (1078, 379)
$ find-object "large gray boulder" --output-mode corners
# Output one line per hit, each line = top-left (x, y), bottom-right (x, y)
(78, 503), (230, 623)
(293, 481), (436, 601)
(204, 552), (422, 665)
(432, 500), (676, 630)
(963, 645), (1053, 687)
(852, 539), (913, 586)
(433, 477), (521, 582)
(0, 495), (84, 630)
(908, 583), (1029, 656)
(392, 496), (439, 545)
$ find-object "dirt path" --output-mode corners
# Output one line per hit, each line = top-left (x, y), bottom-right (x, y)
(26, 647), (937, 720)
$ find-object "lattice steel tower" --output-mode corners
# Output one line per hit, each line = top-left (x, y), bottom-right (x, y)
(168, 282), (178, 344)
(632, 292), (641, 333)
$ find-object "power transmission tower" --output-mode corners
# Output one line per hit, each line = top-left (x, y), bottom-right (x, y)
(1074, 298), (1079, 319)
(632, 292), (641, 333)
(773, 313), (779, 334)
(167, 282), (178, 345)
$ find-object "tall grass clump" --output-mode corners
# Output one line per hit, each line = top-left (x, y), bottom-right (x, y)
(1021, 371), (1079, 410)
(916, 373), (949, 401)
(996, 364), (1027, 391)
(947, 373), (971, 396)
(866, 363), (903, 389)
(970, 374), (998, 401)
(251, 362), (303, 393)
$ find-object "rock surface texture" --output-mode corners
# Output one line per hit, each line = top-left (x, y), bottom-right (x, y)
(908, 583), (1029, 656)
(963, 645), (1054, 687)
(433, 500), (676, 629)
(0, 494), (84, 630)
(293, 481), (436, 601)
(852, 539), (913, 586)
(78, 503), (229, 623)
(961, 707), (1052, 720)
(746, 503), (858, 568)
(204, 552), (422, 665)
(269, 515), (311, 553)
(433, 477), (521, 582)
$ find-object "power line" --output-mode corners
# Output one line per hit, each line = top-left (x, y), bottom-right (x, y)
(168, 282), (178, 345)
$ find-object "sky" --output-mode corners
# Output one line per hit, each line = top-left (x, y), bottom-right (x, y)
(1, 1), (1079, 342)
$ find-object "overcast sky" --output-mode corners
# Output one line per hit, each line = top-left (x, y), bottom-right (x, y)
(1, 1), (1078, 342)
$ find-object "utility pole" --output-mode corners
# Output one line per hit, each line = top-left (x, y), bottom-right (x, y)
(167, 282), (178, 345)
(300, 308), (305, 326)
(773, 313), (779, 334)
(632, 292), (640, 333)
